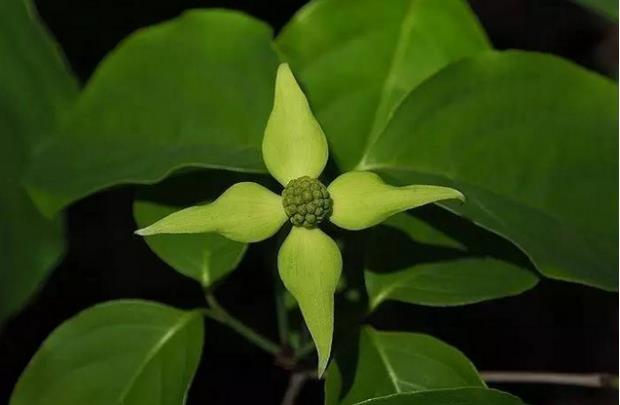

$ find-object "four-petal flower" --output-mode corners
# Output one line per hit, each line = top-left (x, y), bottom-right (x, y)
(136, 63), (464, 376)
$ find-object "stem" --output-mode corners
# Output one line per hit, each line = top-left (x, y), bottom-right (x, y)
(280, 372), (312, 405)
(481, 371), (619, 388)
(203, 292), (280, 355)
(274, 273), (290, 346)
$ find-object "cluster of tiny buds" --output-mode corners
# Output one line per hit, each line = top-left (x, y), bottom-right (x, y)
(282, 176), (333, 228)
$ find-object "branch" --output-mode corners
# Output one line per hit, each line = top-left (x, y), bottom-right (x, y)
(274, 271), (290, 346)
(203, 292), (281, 355)
(481, 371), (619, 388)
(281, 372), (313, 405)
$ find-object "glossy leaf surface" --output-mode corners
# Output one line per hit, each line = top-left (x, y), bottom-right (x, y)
(325, 327), (484, 405)
(0, 0), (78, 322)
(277, 0), (490, 170)
(367, 257), (537, 309)
(362, 51), (618, 291)
(351, 388), (523, 405)
(11, 300), (204, 405)
(26, 10), (279, 215)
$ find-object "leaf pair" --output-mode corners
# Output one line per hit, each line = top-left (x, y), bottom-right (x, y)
(136, 63), (464, 375)
(9, 302), (525, 405)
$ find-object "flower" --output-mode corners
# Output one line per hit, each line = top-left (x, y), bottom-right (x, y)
(135, 63), (464, 376)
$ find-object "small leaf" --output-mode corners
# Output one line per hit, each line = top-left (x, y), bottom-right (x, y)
(365, 213), (538, 309)
(367, 257), (537, 309)
(10, 300), (204, 405)
(328, 171), (463, 230)
(136, 182), (286, 243)
(262, 63), (329, 185)
(278, 227), (342, 376)
(134, 199), (247, 287)
(325, 327), (484, 405)
(351, 388), (524, 405)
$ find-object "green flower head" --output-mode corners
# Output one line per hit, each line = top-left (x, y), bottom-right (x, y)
(136, 63), (464, 376)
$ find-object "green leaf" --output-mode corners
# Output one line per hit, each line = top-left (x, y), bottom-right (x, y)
(25, 10), (280, 216)
(361, 50), (618, 291)
(134, 199), (247, 287)
(0, 0), (78, 322)
(10, 300), (204, 405)
(136, 182), (286, 243)
(365, 213), (538, 309)
(572, 0), (618, 20)
(328, 171), (463, 230)
(325, 327), (484, 405)
(367, 257), (537, 309)
(278, 227), (342, 376)
(263, 63), (329, 185)
(351, 388), (523, 405)
(277, 0), (490, 170)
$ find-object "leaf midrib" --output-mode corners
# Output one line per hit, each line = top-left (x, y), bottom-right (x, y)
(118, 310), (198, 403)
(367, 329), (481, 395)
(367, 329), (403, 393)
(358, 0), (418, 168)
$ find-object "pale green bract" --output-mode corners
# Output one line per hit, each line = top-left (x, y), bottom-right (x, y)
(135, 63), (464, 376)
(263, 63), (329, 185)
(136, 182), (286, 243)
(329, 171), (464, 230)
(278, 227), (341, 375)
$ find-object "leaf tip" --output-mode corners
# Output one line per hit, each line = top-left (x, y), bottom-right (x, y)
(276, 62), (293, 78)
(317, 362), (328, 379)
(454, 189), (466, 203)
(134, 227), (152, 236)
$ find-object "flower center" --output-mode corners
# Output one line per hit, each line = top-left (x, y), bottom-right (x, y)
(282, 176), (332, 228)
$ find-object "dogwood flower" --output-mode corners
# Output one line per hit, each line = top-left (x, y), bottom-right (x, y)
(136, 63), (464, 376)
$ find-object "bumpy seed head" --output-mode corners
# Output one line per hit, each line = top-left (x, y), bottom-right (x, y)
(282, 176), (332, 228)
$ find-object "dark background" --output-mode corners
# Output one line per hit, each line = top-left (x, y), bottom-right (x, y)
(0, 1), (618, 404)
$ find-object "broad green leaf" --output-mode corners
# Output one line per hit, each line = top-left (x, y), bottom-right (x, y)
(365, 213), (538, 309)
(328, 171), (463, 230)
(0, 0), (78, 322)
(136, 182), (286, 243)
(10, 300), (204, 405)
(25, 10), (280, 216)
(361, 50), (618, 291)
(277, 0), (490, 170)
(573, 0), (617, 20)
(278, 227), (342, 376)
(263, 63), (329, 185)
(325, 327), (484, 405)
(134, 199), (247, 287)
(351, 388), (523, 405)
